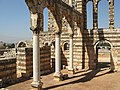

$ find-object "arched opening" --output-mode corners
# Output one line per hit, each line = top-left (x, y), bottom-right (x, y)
(98, 0), (109, 28)
(96, 40), (111, 69)
(114, 0), (120, 28)
(43, 7), (48, 32)
(86, 1), (93, 29)
(18, 42), (26, 47)
(64, 43), (69, 51)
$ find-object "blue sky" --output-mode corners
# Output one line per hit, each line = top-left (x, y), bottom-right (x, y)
(0, 0), (31, 43)
(0, 0), (120, 43)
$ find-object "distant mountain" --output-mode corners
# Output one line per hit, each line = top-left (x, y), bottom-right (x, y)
(0, 34), (32, 43)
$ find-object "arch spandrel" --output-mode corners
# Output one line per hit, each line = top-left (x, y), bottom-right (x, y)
(25, 0), (37, 14)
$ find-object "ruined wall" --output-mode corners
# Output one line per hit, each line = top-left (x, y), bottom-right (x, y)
(17, 45), (52, 77)
(17, 48), (33, 77)
(0, 58), (16, 87)
(94, 29), (120, 70)
(81, 29), (120, 70)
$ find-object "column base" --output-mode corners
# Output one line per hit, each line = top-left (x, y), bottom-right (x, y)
(110, 65), (119, 72)
(53, 72), (63, 81)
(68, 67), (75, 74)
(31, 81), (43, 90)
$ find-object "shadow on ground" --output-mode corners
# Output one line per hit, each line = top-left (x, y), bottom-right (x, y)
(43, 68), (114, 90)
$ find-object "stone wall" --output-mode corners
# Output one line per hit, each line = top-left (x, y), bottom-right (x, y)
(17, 48), (33, 77)
(82, 29), (120, 70)
(17, 45), (51, 77)
(3, 48), (16, 58)
(0, 58), (16, 87)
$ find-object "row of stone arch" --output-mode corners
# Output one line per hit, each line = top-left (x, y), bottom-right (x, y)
(86, 0), (120, 29)
(26, 0), (83, 34)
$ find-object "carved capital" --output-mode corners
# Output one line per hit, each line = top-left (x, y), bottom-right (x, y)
(30, 12), (38, 31)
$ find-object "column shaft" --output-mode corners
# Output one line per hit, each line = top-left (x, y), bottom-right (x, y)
(54, 33), (63, 81)
(69, 36), (73, 69)
(55, 33), (61, 73)
(109, 0), (114, 29)
(68, 35), (74, 74)
(32, 31), (40, 87)
(93, 3), (98, 30)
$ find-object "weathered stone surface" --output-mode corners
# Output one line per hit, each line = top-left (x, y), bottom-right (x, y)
(0, 58), (17, 87)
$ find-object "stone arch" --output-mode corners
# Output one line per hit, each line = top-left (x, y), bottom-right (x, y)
(17, 41), (28, 48)
(86, 1), (93, 29)
(35, 0), (63, 33)
(94, 40), (113, 49)
(42, 6), (60, 33)
(62, 16), (73, 35)
(62, 41), (69, 51)
(86, 0), (93, 4)
(94, 40), (114, 69)
(62, 8), (77, 34)
(98, 0), (109, 28)
(94, 39), (113, 55)
(64, 43), (69, 51)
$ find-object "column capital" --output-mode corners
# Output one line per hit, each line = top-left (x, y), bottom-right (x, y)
(54, 31), (63, 81)
(55, 31), (61, 35)
(30, 12), (38, 31)
(32, 30), (40, 35)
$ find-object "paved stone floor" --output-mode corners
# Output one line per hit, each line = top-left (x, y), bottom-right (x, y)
(5, 68), (120, 90)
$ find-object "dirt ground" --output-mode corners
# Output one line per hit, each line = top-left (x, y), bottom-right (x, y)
(5, 68), (120, 90)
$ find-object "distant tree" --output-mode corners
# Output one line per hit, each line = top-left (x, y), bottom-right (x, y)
(6, 43), (15, 48)
(3, 43), (6, 47)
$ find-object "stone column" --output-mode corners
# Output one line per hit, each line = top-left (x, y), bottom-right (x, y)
(30, 13), (42, 90)
(109, 0), (114, 29)
(53, 32), (63, 81)
(31, 30), (42, 90)
(93, 2), (98, 30)
(68, 34), (74, 74)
